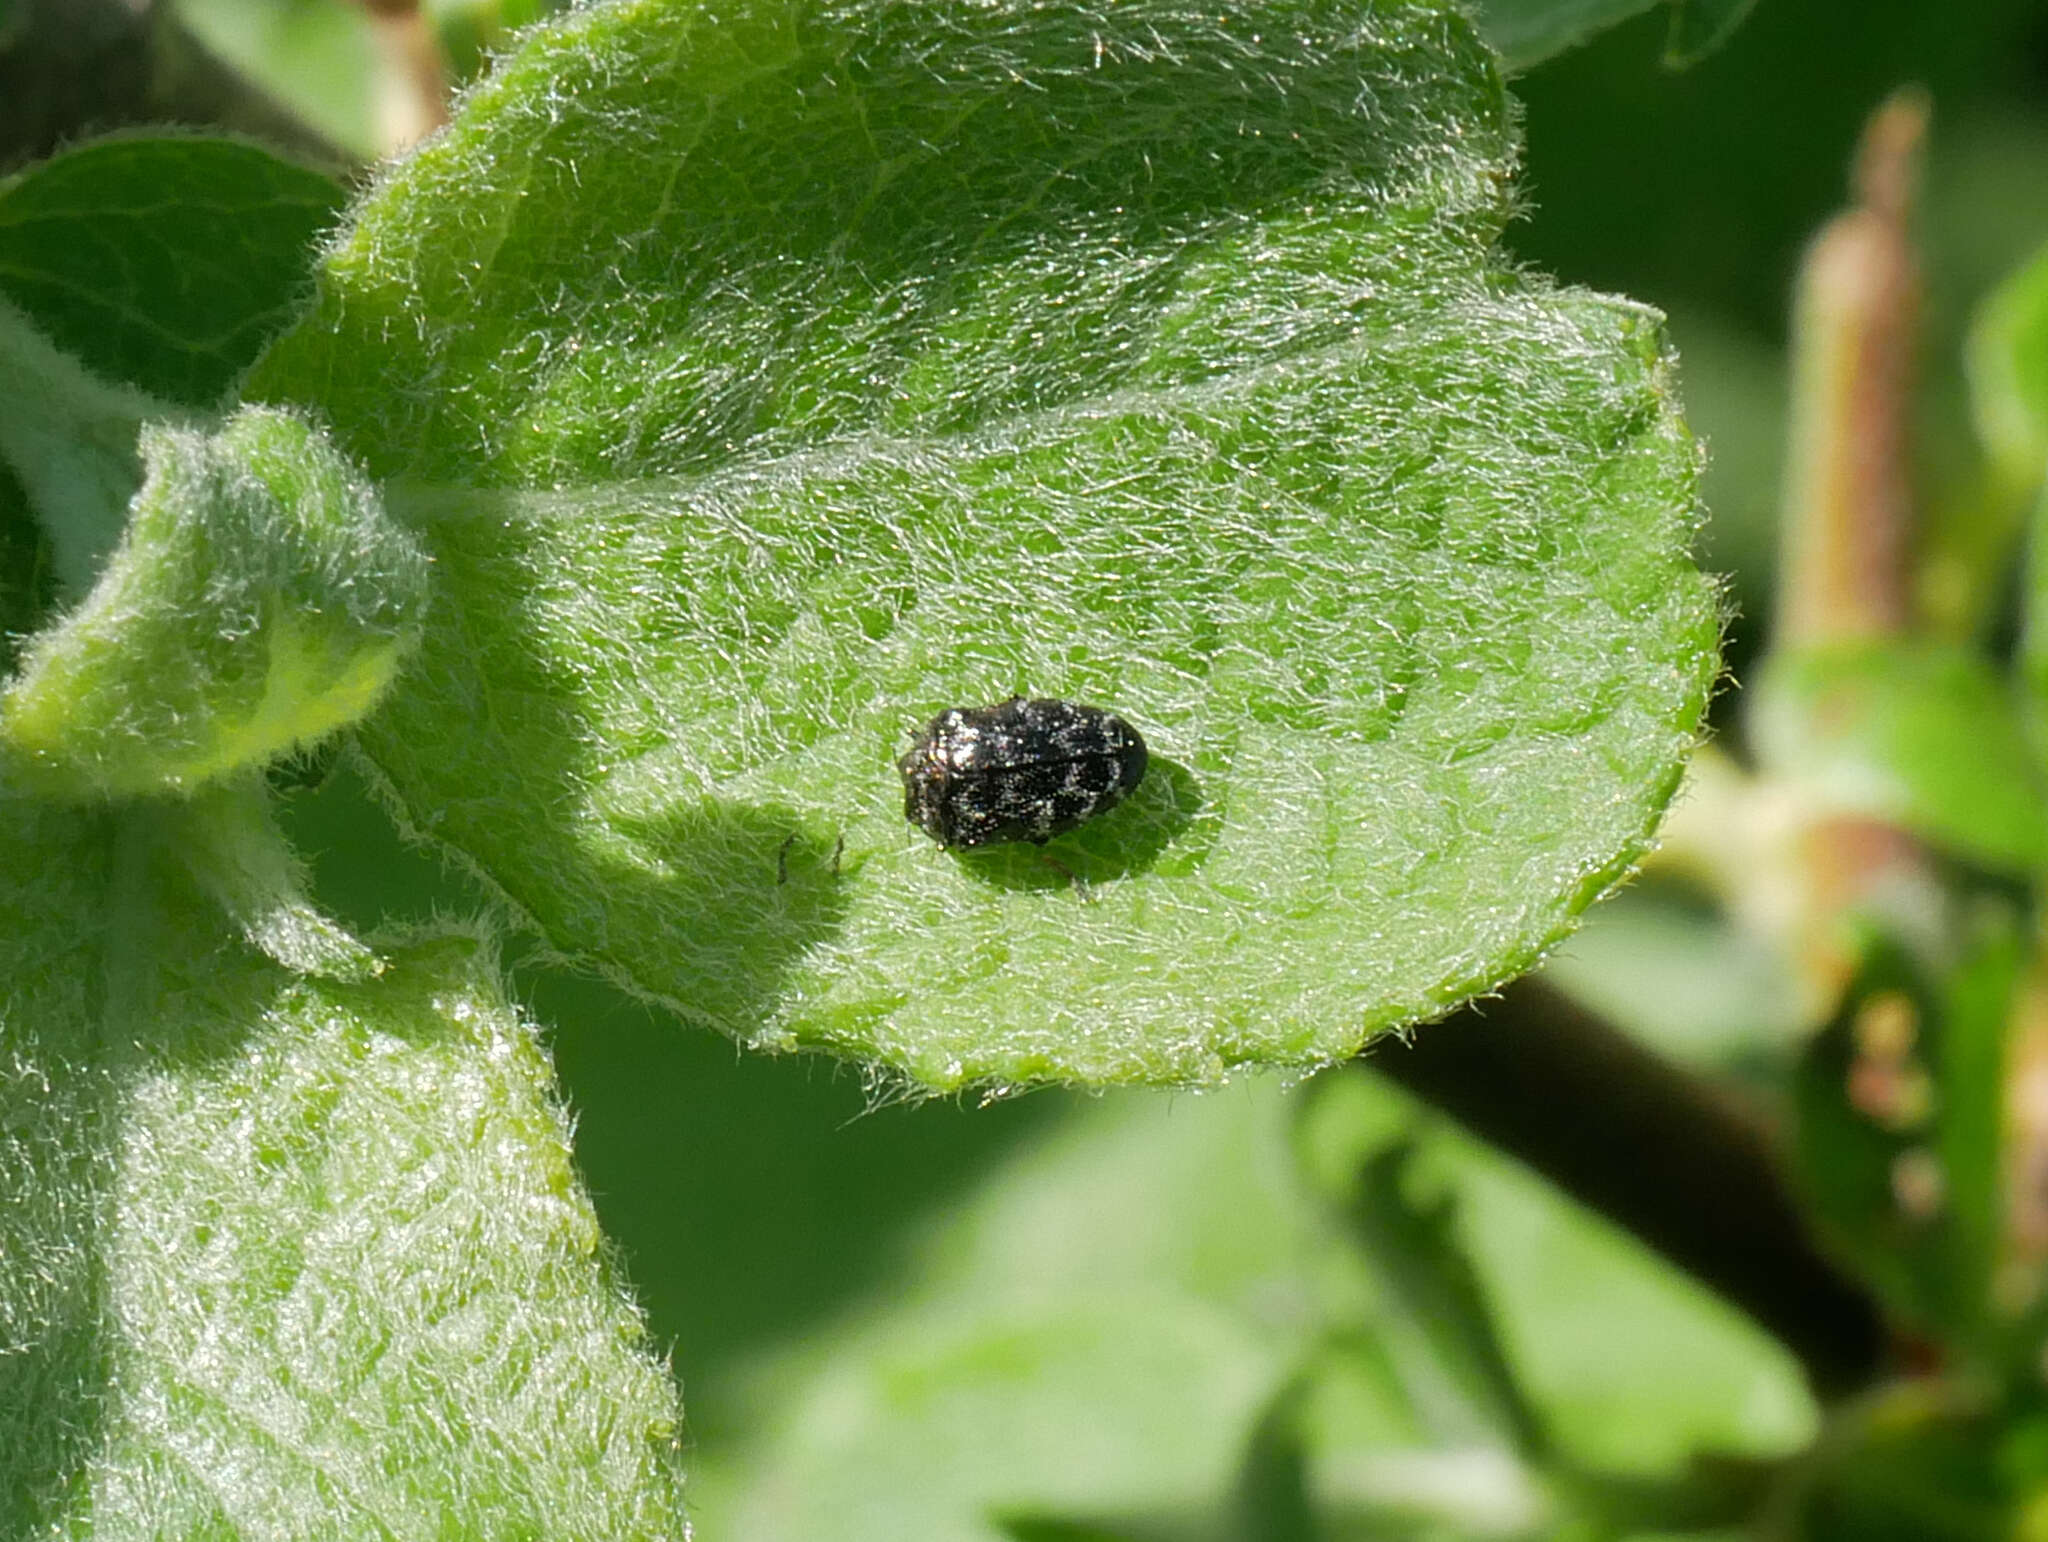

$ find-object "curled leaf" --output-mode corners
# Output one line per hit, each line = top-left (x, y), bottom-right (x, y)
(2, 405), (430, 798)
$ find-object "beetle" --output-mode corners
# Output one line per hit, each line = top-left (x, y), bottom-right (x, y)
(898, 695), (1148, 849)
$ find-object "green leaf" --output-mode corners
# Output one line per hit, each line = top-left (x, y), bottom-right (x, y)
(0, 296), (165, 593)
(1427, 1121), (1817, 1480)
(167, 0), (384, 160)
(1967, 238), (2048, 505)
(1306, 1069), (1815, 1485)
(0, 135), (344, 409)
(248, 0), (1720, 1089)
(1662, 0), (1762, 65)
(0, 791), (686, 1536)
(1477, 0), (1665, 72)
(710, 1083), (1327, 1540)
(1748, 641), (2048, 876)
(1473, 0), (1765, 72)
(2, 405), (430, 798)
(1230, 1376), (1322, 1542)
(1343, 1141), (1549, 1460)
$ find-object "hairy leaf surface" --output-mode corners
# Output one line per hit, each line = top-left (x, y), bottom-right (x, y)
(2, 407), (430, 798)
(249, 0), (1720, 1087)
(0, 788), (686, 1537)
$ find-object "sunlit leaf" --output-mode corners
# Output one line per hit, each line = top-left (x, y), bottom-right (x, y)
(2, 406), (430, 798)
(248, 0), (1720, 1089)
(0, 788), (685, 1536)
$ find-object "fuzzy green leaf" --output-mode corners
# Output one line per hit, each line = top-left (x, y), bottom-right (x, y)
(1748, 641), (2048, 875)
(0, 791), (685, 1537)
(0, 136), (343, 409)
(248, 0), (1719, 1089)
(2, 405), (430, 798)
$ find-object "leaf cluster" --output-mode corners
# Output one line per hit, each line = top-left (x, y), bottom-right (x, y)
(0, 0), (1741, 1533)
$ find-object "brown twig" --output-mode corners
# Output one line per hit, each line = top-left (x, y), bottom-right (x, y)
(1762, 88), (1944, 1021)
(1773, 87), (1928, 648)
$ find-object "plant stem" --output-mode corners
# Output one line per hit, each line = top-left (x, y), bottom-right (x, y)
(1365, 976), (1888, 1400)
(1760, 88), (1944, 1020)
(1773, 87), (1927, 647)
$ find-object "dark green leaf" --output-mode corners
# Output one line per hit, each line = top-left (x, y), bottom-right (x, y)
(1663, 0), (1762, 65)
(1233, 1376), (1323, 1542)
(0, 135), (342, 407)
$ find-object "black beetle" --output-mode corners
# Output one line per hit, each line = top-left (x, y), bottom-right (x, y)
(899, 696), (1148, 849)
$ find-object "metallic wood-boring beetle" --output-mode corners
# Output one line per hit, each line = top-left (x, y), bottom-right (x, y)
(899, 696), (1149, 849)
